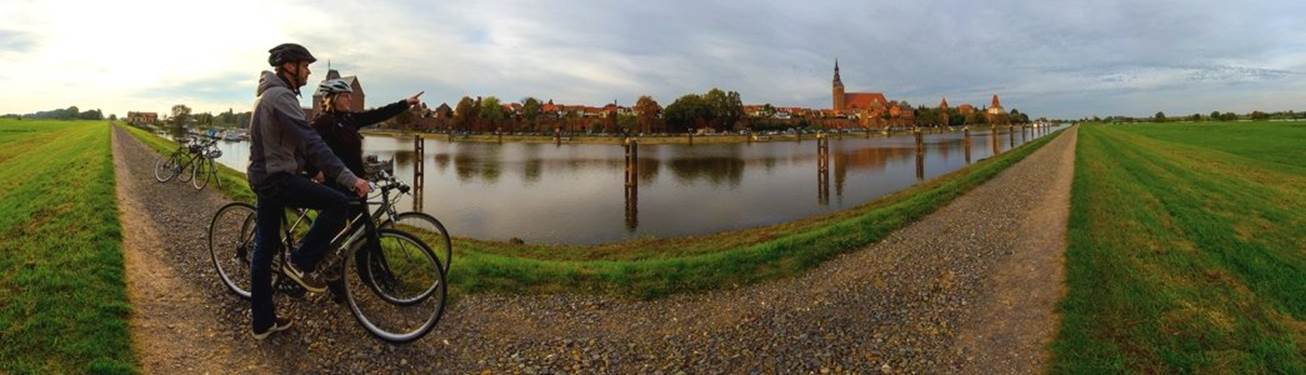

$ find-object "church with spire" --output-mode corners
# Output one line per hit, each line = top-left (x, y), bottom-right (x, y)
(831, 59), (888, 113)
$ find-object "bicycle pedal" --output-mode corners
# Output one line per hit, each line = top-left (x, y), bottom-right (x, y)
(277, 280), (308, 298)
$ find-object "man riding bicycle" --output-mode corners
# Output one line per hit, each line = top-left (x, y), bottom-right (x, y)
(246, 43), (370, 339)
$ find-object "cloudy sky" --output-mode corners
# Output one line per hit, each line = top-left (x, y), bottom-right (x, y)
(2, 0), (1305, 119)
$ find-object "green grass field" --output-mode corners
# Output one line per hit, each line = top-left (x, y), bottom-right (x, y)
(1054, 122), (1306, 373)
(126, 123), (1064, 299)
(0, 119), (135, 374)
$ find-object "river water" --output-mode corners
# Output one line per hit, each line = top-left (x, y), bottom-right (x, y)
(211, 126), (1061, 244)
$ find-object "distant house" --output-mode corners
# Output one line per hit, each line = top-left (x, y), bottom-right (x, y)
(958, 104), (976, 115)
(126, 111), (158, 125)
(433, 103), (453, 119)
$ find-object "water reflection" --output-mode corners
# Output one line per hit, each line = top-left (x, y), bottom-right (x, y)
(210, 126), (1062, 244)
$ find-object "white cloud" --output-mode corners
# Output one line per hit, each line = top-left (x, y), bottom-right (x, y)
(2, 0), (1305, 118)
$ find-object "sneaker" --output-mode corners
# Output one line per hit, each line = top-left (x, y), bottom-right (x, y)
(252, 317), (293, 340)
(281, 260), (327, 293)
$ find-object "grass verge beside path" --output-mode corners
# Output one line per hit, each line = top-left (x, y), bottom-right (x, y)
(123, 122), (1065, 298)
(0, 120), (135, 374)
(1053, 122), (1305, 373)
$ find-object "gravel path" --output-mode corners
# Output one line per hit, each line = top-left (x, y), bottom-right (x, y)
(113, 124), (1077, 373)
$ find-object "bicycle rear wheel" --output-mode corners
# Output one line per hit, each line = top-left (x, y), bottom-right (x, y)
(154, 151), (183, 182)
(343, 229), (446, 343)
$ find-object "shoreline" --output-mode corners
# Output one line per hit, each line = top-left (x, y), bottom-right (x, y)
(359, 125), (1045, 145)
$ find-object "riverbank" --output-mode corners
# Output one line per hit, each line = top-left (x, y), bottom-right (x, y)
(123, 122), (1066, 299)
(360, 125), (1037, 145)
(113, 119), (1080, 372)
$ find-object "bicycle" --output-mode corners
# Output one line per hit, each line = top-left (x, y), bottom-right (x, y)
(153, 137), (216, 183)
(207, 179), (448, 343)
(189, 141), (224, 191)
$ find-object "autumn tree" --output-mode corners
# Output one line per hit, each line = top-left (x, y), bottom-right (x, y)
(453, 96), (476, 132)
(522, 97), (542, 132)
(634, 95), (661, 133)
(480, 96), (505, 131)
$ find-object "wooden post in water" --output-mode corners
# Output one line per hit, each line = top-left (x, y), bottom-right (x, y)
(963, 127), (972, 164)
(688, 131), (694, 146)
(914, 128), (925, 181)
(991, 125), (1000, 155)
(413, 135), (425, 211)
(817, 132), (829, 205)
(624, 138), (639, 230)
(1009, 125), (1015, 147)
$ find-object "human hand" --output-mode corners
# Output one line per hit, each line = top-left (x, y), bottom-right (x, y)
(406, 91), (424, 107)
(352, 177), (371, 198)
(312, 171), (325, 183)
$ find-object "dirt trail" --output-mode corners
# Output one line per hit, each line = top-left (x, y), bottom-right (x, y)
(113, 128), (277, 374)
(113, 124), (1077, 373)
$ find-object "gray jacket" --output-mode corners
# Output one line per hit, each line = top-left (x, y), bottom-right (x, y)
(247, 70), (358, 189)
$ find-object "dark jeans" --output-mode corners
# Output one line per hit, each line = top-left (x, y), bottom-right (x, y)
(250, 173), (351, 331)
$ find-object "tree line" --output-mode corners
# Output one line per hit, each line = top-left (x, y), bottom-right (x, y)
(3, 106), (107, 121)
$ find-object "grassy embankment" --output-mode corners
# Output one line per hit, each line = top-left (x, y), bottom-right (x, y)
(1053, 121), (1305, 373)
(0, 120), (135, 374)
(124, 123), (1064, 298)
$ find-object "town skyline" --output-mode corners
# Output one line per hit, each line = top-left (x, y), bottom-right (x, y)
(3, 0), (1305, 119)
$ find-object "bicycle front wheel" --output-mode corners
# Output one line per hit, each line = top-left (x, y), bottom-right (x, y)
(176, 156), (195, 183)
(343, 229), (447, 343)
(192, 158), (212, 190)
(380, 212), (452, 273)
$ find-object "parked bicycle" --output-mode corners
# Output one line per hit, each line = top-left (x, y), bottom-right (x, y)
(206, 159), (450, 343)
(153, 136), (218, 185)
(189, 139), (224, 191)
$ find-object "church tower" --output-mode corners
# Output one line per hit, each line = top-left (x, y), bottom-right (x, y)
(832, 59), (845, 112)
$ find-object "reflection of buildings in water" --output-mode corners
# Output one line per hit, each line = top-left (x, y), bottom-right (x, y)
(833, 153), (846, 199)
(392, 150), (415, 165)
(523, 159), (542, 184)
(433, 153), (451, 173)
(833, 146), (916, 173)
(520, 143), (543, 185)
(451, 143), (504, 183)
(636, 158), (659, 184)
(667, 157), (746, 187)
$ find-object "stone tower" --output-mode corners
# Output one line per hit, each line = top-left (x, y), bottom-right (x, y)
(832, 59), (845, 112)
(939, 97), (950, 126)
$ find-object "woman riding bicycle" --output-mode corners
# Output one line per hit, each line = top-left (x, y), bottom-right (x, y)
(308, 79), (423, 302)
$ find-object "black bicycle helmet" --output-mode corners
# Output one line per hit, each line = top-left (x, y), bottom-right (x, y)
(268, 43), (317, 66)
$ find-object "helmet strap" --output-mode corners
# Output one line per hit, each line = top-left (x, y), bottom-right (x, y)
(277, 63), (303, 96)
